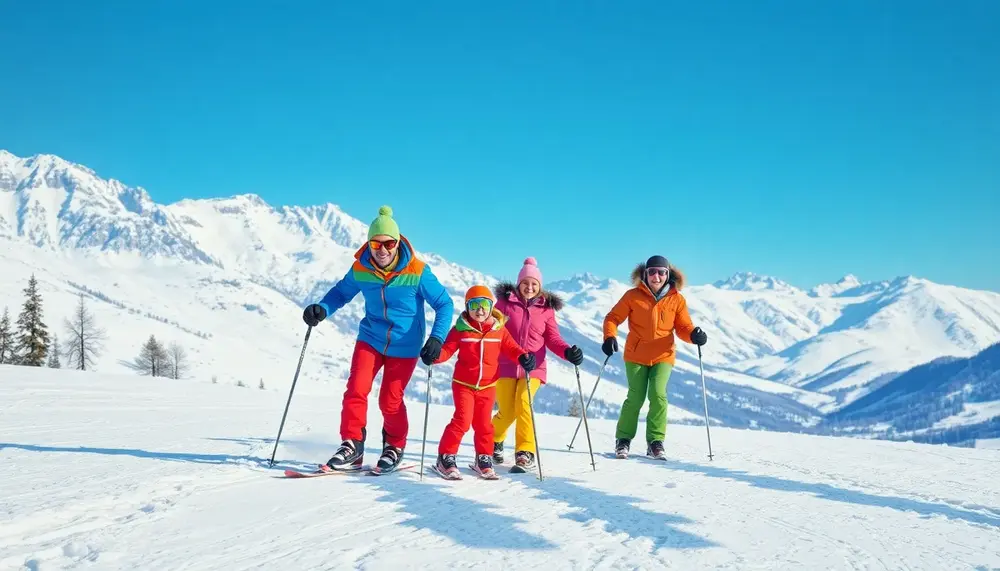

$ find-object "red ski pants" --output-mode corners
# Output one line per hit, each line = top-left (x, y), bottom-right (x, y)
(439, 382), (497, 456)
(341, 341), (418, 449)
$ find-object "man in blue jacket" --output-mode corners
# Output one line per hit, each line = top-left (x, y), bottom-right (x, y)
(302, 205), (454, 472)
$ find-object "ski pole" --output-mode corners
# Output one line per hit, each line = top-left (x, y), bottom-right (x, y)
(523, 371), (544, 481)
(419, 365), (433, 480)
(268, 326), (312, 467)
(573, 365), (597, 471)
(567, 355), (611, 450)
(697, 345), (714, 461)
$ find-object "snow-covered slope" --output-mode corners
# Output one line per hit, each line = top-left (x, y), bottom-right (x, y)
(736, 277), (1000, 410)
(550, 269), (1000, 413)
(825, 343), (1000, 445)
(3, 149), (999, 432)
(0, 150), (820, 430)
(3, 366), (999, 570)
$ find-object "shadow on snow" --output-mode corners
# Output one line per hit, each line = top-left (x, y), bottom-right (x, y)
(518, 474), (717, 551)
(665, 459), (1000, 529)
(0, 442), (258, 465)
(335, 444), (558, 551)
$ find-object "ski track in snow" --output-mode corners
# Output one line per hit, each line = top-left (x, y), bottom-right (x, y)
(3, 366), (1000, 570)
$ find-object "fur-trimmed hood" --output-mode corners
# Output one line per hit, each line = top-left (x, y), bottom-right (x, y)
(631, 262), (686, 292)
(494, 281), (565, 311)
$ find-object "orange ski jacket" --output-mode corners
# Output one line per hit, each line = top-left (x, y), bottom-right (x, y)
(603, 263), (695, 366)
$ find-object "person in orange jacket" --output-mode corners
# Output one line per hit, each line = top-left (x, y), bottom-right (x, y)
(433, 285), (535, 479)
(602, 255), (708, 460)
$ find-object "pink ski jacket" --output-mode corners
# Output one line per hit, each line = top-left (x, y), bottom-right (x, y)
(493, 281), (571, 383)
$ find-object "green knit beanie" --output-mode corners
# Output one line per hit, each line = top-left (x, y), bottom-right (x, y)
(368, 205), (400, 240)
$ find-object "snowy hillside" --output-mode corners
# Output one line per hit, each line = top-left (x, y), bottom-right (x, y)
(0, 149), (833, 431)
(825, 343), (1000, 446)
(3, 366), (999, 570)
(735, 276), (1000, 410)
(3, 149), (999, 435)
(550, 269), (1000, 413)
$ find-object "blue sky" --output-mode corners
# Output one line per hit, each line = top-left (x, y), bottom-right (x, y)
(2, 1), (997, 291)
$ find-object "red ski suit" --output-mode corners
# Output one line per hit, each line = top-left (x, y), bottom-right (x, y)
(435, 309), (526, 456)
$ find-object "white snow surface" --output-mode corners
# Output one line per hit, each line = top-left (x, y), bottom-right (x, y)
(3, 366), (1000, 570)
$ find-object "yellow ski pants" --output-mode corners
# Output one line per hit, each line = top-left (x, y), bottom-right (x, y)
(491, 377), (542, 454)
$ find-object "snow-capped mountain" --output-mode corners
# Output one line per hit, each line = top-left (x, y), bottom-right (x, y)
(809, 274), (863, 297)
(2, 149), (999, 436)
(550, 266), (1000, 414)
(734, 276), (1000, 410)
(824, 342), (1000, 445)
(0, 150), (822, 432)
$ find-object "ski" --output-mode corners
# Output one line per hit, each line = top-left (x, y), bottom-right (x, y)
(430, 463), (463, 480)
(369, 462), (418, 476)
(468, 463), (500, 480)
(282, 463), (416, 478)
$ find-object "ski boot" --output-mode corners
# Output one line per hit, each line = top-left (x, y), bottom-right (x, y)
(471, 454), (499, 479)
(375, 445), (404, 473)
(374, 429), (404, 473)
(647, 440), (666, 460)
(615, 438), (630, 459)
(514, 451), (535, 469)
(492, 441), (505, 464)
(326, 427), (366, 470)
(434, 453), (461, 480)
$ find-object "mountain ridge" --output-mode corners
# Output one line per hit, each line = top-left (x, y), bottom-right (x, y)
(2, 149), (999, 433)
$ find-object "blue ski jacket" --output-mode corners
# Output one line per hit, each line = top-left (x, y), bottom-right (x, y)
(316, 235), (455, 358)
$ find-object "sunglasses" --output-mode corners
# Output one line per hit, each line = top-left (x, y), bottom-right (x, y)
(369, 239), (398, 251)
(466, 297), (493, 312)
(646, 267), (669, 277)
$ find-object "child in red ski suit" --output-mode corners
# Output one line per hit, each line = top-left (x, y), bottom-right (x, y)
(433, 285), (535, 478)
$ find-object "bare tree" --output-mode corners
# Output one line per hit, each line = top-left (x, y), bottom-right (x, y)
(63, 294), (107, 371)
(0, 307), (13, 365)
(167, 342), (189, 379)
(133, 335), (169, 377)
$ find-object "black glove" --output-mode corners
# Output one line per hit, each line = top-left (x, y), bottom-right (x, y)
(420, 337), (443, 366)
(564, 345), (584, 366)
(691, 327), (708, 346)
(303, 304), (327, 327)
(518, 353), (536, 372)
(602, 337), (619, 357)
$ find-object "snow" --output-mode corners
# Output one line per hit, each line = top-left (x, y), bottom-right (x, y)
(3, 365), (1000, 570)
(934, 401), (1000, 430)
(1, 147), (999, 434)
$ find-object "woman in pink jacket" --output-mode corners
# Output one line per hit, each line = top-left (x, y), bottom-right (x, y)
(491, 257), (584, 470)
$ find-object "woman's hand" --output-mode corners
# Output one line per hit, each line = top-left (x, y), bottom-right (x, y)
(564, 345), (584, 366)
(691, 327), (708, 346)
(602, 337), (618, 356)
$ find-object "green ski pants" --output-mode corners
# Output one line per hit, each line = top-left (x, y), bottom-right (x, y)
(615, 361), (673, 443)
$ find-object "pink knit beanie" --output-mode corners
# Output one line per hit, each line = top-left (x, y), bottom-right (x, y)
(517, 257), (543, 286)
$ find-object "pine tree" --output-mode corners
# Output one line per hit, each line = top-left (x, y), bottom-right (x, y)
(63, 294), (107, 371)
(47, 333), (61, 368)
(568, 395), (582, 417)
(133, 335), (169, 376)
(0, 306), (14, 365)
(15, 274), (49, 366)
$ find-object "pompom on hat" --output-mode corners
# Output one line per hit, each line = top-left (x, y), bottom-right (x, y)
(368, 205), (400, 240)
(517, 257), (543, 286)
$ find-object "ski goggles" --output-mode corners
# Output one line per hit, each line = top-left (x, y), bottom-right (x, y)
(646, 267), (669, 277)
(466, 297), (494, 312)
(369, 238), (398, 251)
